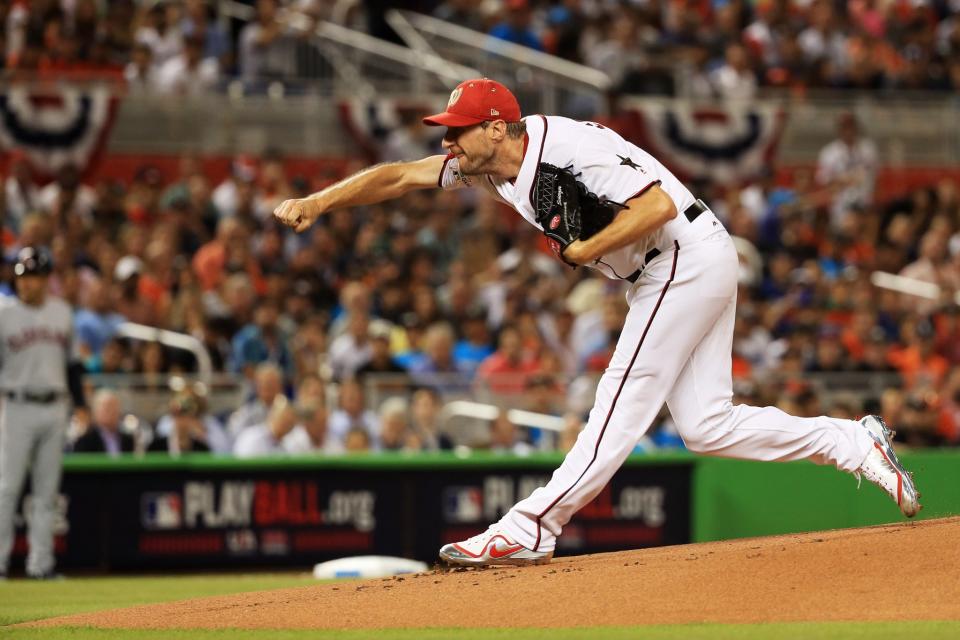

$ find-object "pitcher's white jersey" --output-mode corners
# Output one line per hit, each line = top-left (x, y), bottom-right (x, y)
(439, 115), (711, 281)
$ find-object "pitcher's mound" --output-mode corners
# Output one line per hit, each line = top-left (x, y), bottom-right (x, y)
(29, 517), (960, 629)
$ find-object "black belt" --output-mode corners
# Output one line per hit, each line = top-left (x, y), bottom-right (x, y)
(624, 200), (708, 283)
(4, 390), (64, 404)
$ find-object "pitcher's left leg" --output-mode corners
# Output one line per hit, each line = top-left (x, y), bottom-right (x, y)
(439, 237), (739, 566)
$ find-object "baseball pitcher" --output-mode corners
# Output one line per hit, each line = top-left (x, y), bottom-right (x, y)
(274, 79), (920, 567)
(0, 247), (85, 578)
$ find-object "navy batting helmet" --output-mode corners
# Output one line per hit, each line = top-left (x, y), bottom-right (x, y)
(14, 246), (52, 277)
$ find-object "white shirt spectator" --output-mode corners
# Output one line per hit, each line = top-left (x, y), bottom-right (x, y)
(4, 175), (39, 232)
(155, 414), (232, 454)
(233, 422), (285, 458)
(328, 409), (380, 449)
(154, 54), (220, 95)
(37, 181), (97, 222)
(226, 399), (269, 438)
(816, 134), (878, 228)
(283, 425), (345, 455)
(328, 333), (373, 380)
(709, 65), (757, 101)
(135, 25), (183, 67)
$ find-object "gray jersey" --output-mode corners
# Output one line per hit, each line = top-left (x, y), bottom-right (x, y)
(0, 295), (73, 393)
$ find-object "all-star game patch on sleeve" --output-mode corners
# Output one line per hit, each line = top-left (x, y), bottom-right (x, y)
(438, 154), (473, 190)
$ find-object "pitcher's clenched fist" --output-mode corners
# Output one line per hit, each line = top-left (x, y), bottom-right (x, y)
(274, 197), (323, 232)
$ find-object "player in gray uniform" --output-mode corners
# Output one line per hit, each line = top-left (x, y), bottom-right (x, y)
(0, 246), (85, 579)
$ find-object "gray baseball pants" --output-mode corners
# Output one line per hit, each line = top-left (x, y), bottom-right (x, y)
(0, 399), (67, 576)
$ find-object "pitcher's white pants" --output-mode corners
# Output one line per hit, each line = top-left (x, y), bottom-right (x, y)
(499, 230), (875, 553)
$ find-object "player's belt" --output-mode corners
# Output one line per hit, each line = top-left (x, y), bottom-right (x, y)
(4, 389), (64, 404)
(624, 200), (708, 283)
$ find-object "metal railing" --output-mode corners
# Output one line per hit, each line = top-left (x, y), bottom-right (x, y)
(216, 0), (478, 98)
(388, 10), (612, 117)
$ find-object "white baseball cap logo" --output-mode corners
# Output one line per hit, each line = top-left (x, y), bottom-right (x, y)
(448, 88), (463, 107)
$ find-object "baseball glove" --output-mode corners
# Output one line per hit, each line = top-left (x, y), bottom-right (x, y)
(533, 163), (618, 267)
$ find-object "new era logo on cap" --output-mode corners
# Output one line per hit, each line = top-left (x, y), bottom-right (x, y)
(423, 78), (521, 127)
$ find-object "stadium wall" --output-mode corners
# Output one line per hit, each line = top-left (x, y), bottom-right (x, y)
(8, 452), (956, 571)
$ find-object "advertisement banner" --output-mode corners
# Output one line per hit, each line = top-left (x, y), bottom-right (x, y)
(8, 458), (691, 571)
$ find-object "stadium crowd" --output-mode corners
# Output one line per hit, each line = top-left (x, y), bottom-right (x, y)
(3, 104), (960, 456)
(2, 0), (960, 458)
(1, 0), (959, 95)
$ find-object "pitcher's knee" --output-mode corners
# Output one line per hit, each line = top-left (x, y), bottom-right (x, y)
(674, 411), (733, 454)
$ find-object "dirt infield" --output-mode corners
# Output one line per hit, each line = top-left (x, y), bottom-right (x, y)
(29, 517), (960, 630)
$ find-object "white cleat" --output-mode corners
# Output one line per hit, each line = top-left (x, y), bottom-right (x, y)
(438, 526), (553, 567)
(855, 415), (921, 517)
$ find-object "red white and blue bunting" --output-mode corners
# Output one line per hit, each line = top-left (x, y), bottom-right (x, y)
(0, 86), (119, 178)
(614, 99), (787, 183)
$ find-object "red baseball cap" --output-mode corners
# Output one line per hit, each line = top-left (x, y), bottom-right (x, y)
(423, 78), (522, 127)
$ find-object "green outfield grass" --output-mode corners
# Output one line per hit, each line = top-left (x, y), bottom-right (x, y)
(0, 573), (318, 626)
(1, 575), (957, 640)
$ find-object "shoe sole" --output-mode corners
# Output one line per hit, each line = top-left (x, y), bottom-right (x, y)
(864, 416), (921, 517)
(438, 549), (554, 568)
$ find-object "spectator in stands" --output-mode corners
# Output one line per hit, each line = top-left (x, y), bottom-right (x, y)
(290, 314), (330, 381)
(409, 387), (454, 451)
(328, 311), (374, 381)
(71, 389), (135, 456)
(585, 15), (648, 93)
(356, 323), (407, 383)
(239, 0), (295, 86)
(38, 164), (96, 228)
(294, 372), (325, 403)
(488, 410), (533, 456)
(710, 42), (759, 101)
(897, 392), (945, 448)
(816, 112), (879, 230)
(284, 396), (343, 455)
(234, 396), (299, 457)
(92, 337), (132, 375)
(227, 362), (284, 439)
(231, 299), (293, 379)
(344, 427), (372, 453)
(899, 229), (949, 313)
(329, 379), (380, 449)
(408, 322), (469, 394)
(888, 318), (950, 390)
(154, 34), (220, 95)
(488, 0), (543, 52)
(73, 277), (125, 363)
(123, 43), (156, 91)
(193, 217), (265, 294)
(212, 155), (258, 220)
(476, 324), (541, 394)
(181, 0), (231, 67)
(520, 373), (564, 450)
(4, 151), (40, 233)
(153, 384), (231, 455)
(134, 2), (183, 68)
(253, 150), (292, 223)
(558, 414), (584, 453)
(452, 308), (495, 378)
(378, 397), (414, 452)
(329, 281), (387, 340)
(432, 0), (486, 33)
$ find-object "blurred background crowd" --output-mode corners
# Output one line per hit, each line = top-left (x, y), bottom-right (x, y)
(2, 0), (960, 460)
(2, 0), (960, 95)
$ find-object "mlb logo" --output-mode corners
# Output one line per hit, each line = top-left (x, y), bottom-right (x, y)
(443, 487), (482, 523)
(141, 493), (182, 530)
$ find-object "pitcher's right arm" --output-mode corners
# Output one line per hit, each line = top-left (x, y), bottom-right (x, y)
(274, 155), (447, 233)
